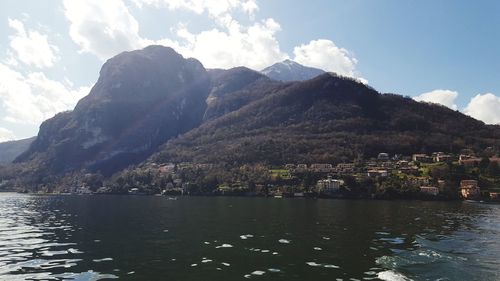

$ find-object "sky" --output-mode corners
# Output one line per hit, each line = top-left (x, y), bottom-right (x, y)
(1, 0), (500, 142)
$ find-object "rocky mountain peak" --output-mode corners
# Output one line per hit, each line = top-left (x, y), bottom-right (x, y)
(260, 60), (325, 82)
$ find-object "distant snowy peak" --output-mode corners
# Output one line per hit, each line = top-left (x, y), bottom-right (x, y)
(260, 60), (325, 82)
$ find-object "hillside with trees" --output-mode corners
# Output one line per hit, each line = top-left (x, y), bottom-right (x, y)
(1, 46), (499, 192)
(153, 73), (500, 166)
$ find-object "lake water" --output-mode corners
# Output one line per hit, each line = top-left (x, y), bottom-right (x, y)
(0, 193), (499, 281)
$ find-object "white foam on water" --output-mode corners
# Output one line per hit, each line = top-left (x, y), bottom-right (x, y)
(268, 268), (281, 273)
(251, 270), (266, 275)
(93, 258), (113, 262)
(127, 271), (135, 275)
(278, 239), (291, 244)
(323, 264), (340, 269)
(190, 263), (198, 267)
(216, 244), (233, 248)
(171, 258), (176, 261)
(244, 274), (251, 278)
(322, 237), (331, 240)
(217, 267), (222, 270)
(67, 248), (83, 254)
(201, 259), (212, 263)
(261, 249), (270, 253)
(240, 234), (254, 240)
(272, 252), (278, 255)
(377, 270), (412, 281)
(221, 262), (230, 266)
(204, 241), (210, 245)
(313, 247), (323, 251)
(306, 262), (322, 267)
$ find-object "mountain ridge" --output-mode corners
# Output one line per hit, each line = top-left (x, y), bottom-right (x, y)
(0, 137), (35, 165)
(153, 73), (498, 165)
(15, 45), (211, 176)
(1, 46), (499, 190)
(261, 59), (325, 82)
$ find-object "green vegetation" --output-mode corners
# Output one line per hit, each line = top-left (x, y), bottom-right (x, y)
(1, 47), (499, 198)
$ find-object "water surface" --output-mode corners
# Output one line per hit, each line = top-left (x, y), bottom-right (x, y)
(0, 193), (498, 280)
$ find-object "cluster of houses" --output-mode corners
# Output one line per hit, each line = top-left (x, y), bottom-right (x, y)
(285, 163), (355, 174)
(286, 151), (500, 200)
(457, 180), (500, 200)
(113, 151), (499, 200)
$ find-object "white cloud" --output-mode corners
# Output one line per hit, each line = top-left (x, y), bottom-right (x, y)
(132, 0), (258, 18)
(293, 39), (365, 82)
(0, 63), (90, 125)
(64, 0), (286, 70)
(171, 18), (287, 70)
(63, 0), (364, 74)
(414, 89), (458, 110)
(414, 90), (500, 125)
(0, 128), (16, 142)
(464, 93), (500, 125)
(7, 18), (59, 68)
(63, 0), (145, 60)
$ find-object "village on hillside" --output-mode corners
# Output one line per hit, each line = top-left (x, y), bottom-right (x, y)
(23, 148), (499, 202)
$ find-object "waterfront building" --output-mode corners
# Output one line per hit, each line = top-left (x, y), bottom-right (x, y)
(317, 177), (342, 192)
(419, 186), (439, 196)
(460, 180), (480, 199)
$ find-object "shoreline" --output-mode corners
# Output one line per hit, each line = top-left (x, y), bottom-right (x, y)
(5, 191), (498, 203)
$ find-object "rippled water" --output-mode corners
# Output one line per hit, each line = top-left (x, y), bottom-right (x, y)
(0, 193), (498, 281)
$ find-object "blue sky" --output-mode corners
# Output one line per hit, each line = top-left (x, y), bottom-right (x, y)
(1, 0), (499, 141)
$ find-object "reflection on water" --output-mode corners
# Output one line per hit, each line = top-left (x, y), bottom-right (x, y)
(0, 193), (498, 281)
(0, 194), (118, 280)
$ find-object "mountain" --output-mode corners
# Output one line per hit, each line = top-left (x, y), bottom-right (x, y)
(0, 137), (35, 165)
(153, 73), (500, 165)
(3, 46), (500, 190)
(15, 46), (210, 176)
(10, 47), (290, 179)
(204, 67), (291, 121)
(261, 59), (325, 82)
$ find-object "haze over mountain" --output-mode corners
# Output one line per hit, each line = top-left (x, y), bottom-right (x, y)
(261, 59), (325, 82)
(0, 137), (35, 165)
(2, 46), (499, 189)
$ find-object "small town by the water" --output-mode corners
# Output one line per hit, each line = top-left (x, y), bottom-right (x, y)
(7, 150), (498, 202)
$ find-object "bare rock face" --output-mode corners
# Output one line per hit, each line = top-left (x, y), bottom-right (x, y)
(203, 67), (285, 121)
(11, 46), (500, 184)
(16, 46), (210, 175)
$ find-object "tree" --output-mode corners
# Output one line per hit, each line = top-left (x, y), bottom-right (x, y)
(479, 157), (490, 172)
(487, 162), (499, 177)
